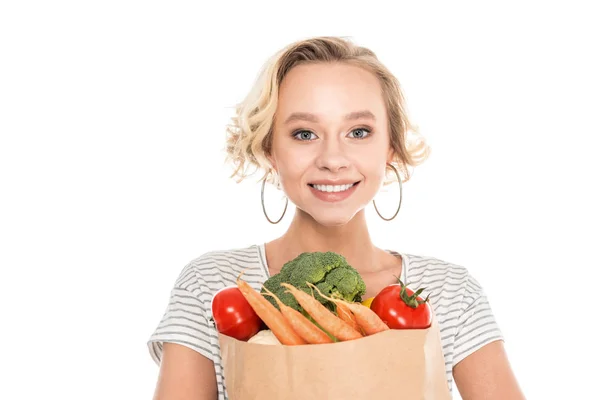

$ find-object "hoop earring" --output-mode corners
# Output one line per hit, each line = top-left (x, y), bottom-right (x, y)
(373, 163), (403, 221)
(261, 174), (288, 224)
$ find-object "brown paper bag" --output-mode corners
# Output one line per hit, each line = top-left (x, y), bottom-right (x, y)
(218, 314), (452, 400)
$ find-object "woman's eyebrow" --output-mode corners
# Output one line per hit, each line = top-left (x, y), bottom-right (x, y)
(284, 110), (376, 124)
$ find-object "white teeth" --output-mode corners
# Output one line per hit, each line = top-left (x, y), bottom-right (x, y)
(313, 183), (354, 193)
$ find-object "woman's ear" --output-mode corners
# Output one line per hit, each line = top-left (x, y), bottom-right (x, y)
(386, 147), (396, 164)
(266, 151), (278, 174)
(267, 160), (277, 174)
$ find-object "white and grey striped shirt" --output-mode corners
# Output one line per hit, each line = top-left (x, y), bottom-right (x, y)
(148, 244), (504, 399)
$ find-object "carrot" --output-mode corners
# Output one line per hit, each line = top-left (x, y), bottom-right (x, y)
(280, 283), (363, 341)
(262, 286), (333, 344)
(236, 276), (306, 345)
(339, 300), (390, 335)
(336, 301), (364, 335)
(307, 283), (390, 335)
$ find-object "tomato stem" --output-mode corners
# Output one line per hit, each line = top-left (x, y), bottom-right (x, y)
(396, 278), (430, 308)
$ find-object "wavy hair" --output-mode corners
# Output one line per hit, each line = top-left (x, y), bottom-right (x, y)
(225, 36), (431, 185)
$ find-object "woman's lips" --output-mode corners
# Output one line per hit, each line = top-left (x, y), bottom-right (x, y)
(308, 181), (360, 203)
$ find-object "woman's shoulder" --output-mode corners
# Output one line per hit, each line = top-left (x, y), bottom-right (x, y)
(174, 244), (269, 295)
(401, 252), (475, 284)
(400, 252), (504, 369)
(399, 252), (487, 309)
(147, 245), (267, 368)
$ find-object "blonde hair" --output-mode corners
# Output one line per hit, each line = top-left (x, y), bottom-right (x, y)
(225, 36), (431, 184)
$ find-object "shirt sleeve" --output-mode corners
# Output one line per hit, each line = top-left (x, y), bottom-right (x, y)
(452, 275), (504, 367)
(147, 282), (218, 365)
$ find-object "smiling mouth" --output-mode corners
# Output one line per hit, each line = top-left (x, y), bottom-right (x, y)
(308, 181), (360, 193)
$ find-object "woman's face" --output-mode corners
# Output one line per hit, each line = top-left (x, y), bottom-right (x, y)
(269, 62), (393, 226)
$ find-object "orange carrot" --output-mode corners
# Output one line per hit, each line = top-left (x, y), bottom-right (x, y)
(336, 301), (364, 335)
(339, 301), (390, 335)
(262, 286), (333, 344)
(280, 283), (363, 341)
(236, 277), (306, 345)
(307, 283), (390, 335)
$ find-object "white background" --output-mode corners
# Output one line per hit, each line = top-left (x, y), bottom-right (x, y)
(1, 1), (599, 399)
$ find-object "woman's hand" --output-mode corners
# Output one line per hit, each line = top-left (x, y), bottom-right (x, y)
(453, 340), (526, 399)
(152, 342), (218, 400)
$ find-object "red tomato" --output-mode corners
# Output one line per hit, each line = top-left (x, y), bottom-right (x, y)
(370, 281), (432, 329)
(211, 286), (262, 341)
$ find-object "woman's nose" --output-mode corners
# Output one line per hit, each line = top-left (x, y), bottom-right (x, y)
(314, 138), (350, 172)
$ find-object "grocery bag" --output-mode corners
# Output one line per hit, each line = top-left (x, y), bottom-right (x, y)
(218, 313), (452, 399)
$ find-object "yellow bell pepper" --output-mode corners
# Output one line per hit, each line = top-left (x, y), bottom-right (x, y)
(361, 297), (374, 308)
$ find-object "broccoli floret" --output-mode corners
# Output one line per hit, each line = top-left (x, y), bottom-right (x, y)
(286, 252), (343, 287)
(325, 266), (367, 302)
(262, 270), (286, 293)
(317, 251), (347, 271)
(261, 251), (366, 312)
(278, 253), (306, 276)
(315, 281), (334, 296)
(262, 270), (300, 311)
(289, 259), (327, 286)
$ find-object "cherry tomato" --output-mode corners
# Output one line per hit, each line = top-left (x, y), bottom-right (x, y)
(370, 282), (432, 329)
(211, 286), (262, 341)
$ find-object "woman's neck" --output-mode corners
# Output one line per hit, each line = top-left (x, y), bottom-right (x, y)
(266, 208), (384, 274)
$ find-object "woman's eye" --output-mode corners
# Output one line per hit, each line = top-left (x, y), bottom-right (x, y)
(294, 130), (317, 141)
(348, 128), (371, 139)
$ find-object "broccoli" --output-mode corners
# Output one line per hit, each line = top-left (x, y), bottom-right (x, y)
(261, 251), (366, 313)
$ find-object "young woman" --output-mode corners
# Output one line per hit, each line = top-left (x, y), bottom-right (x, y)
(148, 36), (525, 400)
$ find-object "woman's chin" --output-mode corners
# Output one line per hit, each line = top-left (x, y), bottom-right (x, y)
(316, 217), (352, 227)
(301, 207), (362, 227)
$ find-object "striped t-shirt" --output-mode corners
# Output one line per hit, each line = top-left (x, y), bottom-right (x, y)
(148, 244), (504, 399)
